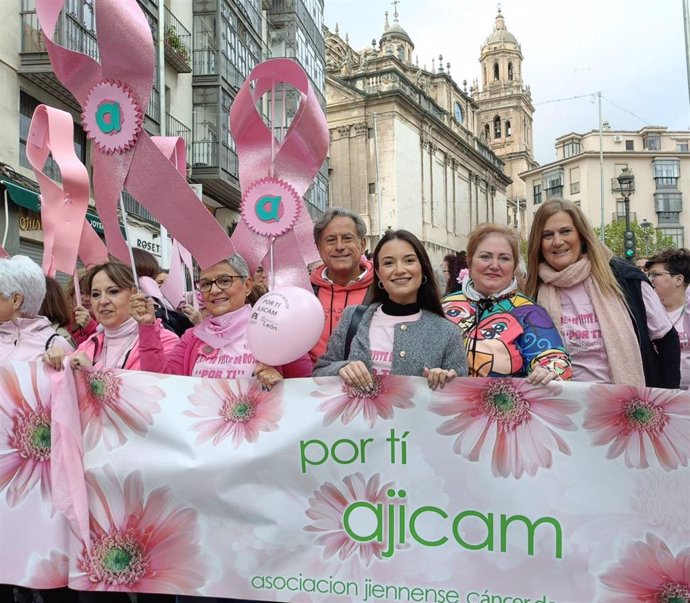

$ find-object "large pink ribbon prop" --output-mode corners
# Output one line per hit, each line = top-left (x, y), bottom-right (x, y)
(230, 59), (328, 290)
(35, 0), (234, 269)
(26, 105), (108, 275)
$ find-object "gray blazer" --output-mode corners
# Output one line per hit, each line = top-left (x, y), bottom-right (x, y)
(313, 303), (468, 377)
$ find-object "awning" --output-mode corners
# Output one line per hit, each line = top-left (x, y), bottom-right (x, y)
(1, 178), (106, 234)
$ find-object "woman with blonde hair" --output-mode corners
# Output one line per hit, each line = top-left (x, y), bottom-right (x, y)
(443, 223), (571, 383)
(526, 198), (679, 387)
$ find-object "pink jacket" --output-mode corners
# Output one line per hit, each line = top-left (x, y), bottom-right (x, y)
(0, 316), (72, 361)
(77, 322), (179, 370)
(137, 322), (312, 378)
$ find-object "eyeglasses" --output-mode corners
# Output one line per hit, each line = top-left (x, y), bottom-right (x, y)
(648, 271), (673, 280)
(194, 275), (244, 292)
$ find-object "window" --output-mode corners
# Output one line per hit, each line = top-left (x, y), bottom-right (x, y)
(507, 62), (513, 81)
(19, 92), (86, 181)
(505, 120), (511, 137)
(453, 102), (463, 124)
(653, 158), (680, 188)
(493, 62), (499, 81)
(563, 140), (581, 158)
(484, 123), (490, 142)
(644, 133), (661, 151)
(570, 167), (580, 195)
(368, 182), (376, 195)
(493, 115), (501, 139)
(625, 140), (634, 151)
(396, 45), (404, 61)
(533, 182), (542, 204)
(677, 142), (689, 152)
(543, 168), (564, 198)
(660, 226), (684, 248)
(654, 191), (683, 213)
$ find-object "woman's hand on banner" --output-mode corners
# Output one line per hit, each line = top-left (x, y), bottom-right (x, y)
(254, 363), (283, 390)
(43, 347), (68, 371)
(338, 361), (374, 392)
(423, 367), (457, 391)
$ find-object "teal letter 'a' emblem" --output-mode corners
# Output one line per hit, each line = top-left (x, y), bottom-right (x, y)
(255, 195), (282, 222)
(95, 101), (122, 134)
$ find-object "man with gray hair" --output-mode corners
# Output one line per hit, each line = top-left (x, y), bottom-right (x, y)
(310, 208), (373, 362)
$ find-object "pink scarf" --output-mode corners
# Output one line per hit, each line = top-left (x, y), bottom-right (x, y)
(537, 256), (645, 386)
(193, 304), (252, 350)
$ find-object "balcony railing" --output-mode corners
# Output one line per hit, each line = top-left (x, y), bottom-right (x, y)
(21, 7), (98, 60)
(611, 212), (637, 223)
(122, 190), (157, 223)
(191, 141), (238, 175)
(166, 113), (192, 156)
(164, 6), (192, 72)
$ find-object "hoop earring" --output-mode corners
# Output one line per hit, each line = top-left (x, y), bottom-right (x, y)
(377, 281), (385, 289)
(421, 275), (428, 285)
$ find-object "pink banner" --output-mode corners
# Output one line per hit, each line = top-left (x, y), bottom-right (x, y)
(1, 362), (688, 601)
(35, 0), (234, 269)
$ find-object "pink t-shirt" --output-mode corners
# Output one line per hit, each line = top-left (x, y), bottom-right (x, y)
(640, 281), (673, 340)
(368, 306), (422, 376)
(667, 305), (690, 389)
(558, 282), (611, 383)
(191, 339), (257, 380)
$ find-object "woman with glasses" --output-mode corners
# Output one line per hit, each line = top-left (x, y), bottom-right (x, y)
(526, 199), (680, 388)
(44, 261), (180, 371)
(645, 248), (690, 388)
(130, 254), (312, 387)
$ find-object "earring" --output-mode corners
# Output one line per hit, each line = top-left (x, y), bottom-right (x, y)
(421, 275), (428, 285)
(377, 281), (385, 289)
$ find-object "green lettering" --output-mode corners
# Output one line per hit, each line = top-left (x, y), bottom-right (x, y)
(500, 514), (563, 559)
(452, 510), (494, 551)
(343, 501), (383, 542)
(409, 506), (449, 546)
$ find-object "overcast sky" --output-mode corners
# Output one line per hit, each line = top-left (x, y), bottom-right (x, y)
(323, 0), (689, 165)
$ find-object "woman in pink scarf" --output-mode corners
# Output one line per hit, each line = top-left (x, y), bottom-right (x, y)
(44, 261), (179, 370)
(130, 253), (312, 387)
(526, 199), (679, 388)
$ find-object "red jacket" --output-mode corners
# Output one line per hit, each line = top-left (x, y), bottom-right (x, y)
(309, 258), (374, 362)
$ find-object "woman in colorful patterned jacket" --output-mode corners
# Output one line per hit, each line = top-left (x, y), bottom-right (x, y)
(443, 223), (572, 384)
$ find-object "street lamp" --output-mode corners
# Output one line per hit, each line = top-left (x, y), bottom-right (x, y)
(617, 167), (636, 261)
(640, 218), (652, 256)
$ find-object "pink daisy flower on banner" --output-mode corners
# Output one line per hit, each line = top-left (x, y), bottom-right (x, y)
(76, 367), (164, 451)
(304, 472), (403, 566)
(26, 550), (69, 589)
(429, 378), (579, 478)
(185, 380), (283, 448)
(312, 375), (415, 428)
(74, 466), (208, 593)
(583, 385), (690, 471)
(0, 364), (52, 506)
(599, 533), (690, 602)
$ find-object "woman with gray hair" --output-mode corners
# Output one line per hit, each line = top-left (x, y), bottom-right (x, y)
(130, 253), (312, 387)
(0, 255), (72, 361)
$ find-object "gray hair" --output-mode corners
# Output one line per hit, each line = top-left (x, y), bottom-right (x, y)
(224, 253), (250, 278)
(313, 207), (367, 245)
(0, 255), (47, 317)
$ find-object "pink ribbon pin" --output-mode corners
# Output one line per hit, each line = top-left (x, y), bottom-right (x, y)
(230, 59), (328, 290)
(35, 0), (235, 269)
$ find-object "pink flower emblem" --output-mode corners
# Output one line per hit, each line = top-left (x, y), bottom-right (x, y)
(26, 550), (69, 589)
(0, 364), (52, 506)
(599, 533), (690, 602)
(430, 378), (579, 478)
(73, 466), (208, 593)
(185, 380), (283, 448)
(312, 375), (415, 428)
(583, 385), (690, 471)
(304, 472), (403, 566)
(76, 368), (164, 451)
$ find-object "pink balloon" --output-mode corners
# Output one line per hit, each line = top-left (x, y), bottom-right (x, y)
(246, 287), (325, 365)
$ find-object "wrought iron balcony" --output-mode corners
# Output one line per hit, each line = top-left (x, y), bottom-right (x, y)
(164, 7), (192, 73)
(165, 113), (192, 158)
(611, 177), (636, 193)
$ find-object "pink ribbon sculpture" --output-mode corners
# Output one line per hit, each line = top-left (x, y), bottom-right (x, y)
(230, 59), (328, 290)
(35, 0), (234, 269)
(26, 105), (108, 276)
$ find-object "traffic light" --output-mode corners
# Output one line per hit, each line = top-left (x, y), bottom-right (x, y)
(624, 230), (636, 260)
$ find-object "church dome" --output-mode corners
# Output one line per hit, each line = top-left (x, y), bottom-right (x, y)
(483, 9), (518, 47)
(379, 10), (414, 49)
